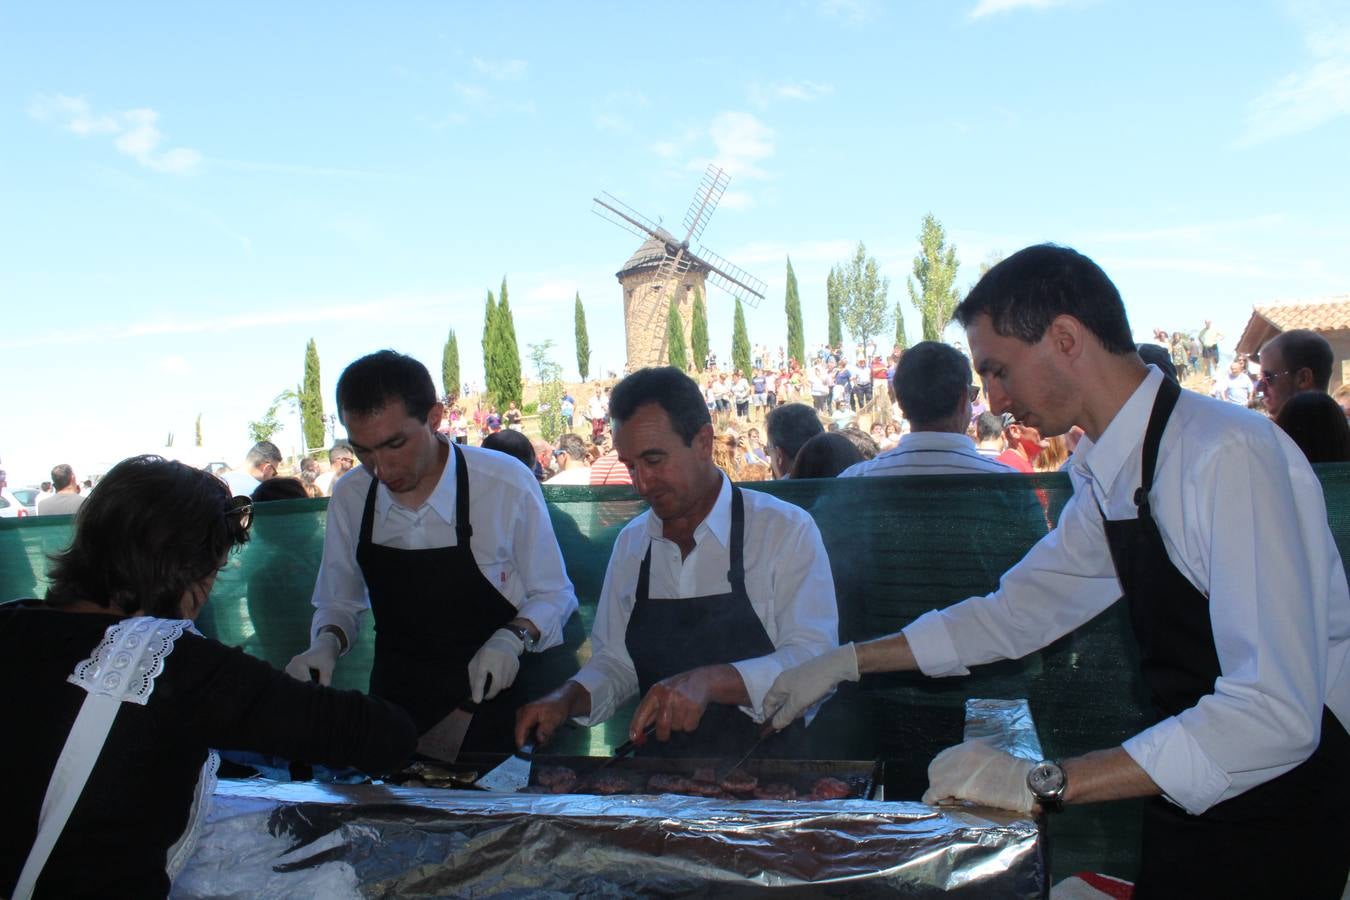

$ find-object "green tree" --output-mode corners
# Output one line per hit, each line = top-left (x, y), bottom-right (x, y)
(248, 396), (284, 444)
(732, 298), (752, 376)
(837, 242), (892, 358)
(194, 413), (203, 447)
(528, 340), (565, 443)
(573, 292), (590, 381)
(495, 276), (523, 407)
(690, 288), (709, 371)
(894, 302), (908, 350)
(826, 268), (843, 349)
(907, 213), (961, 342)
(481, 289), (498, 401)
(785, 256), (805, 367)
(442, 328), (460, 400)
(665, 296), (688, 370)
(301, 338), (325, 453)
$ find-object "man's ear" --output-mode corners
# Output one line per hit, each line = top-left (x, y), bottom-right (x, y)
(1296, 368), (1316, 391)
(1047, 315), (1087, 362)
(692, 423), (715, 457)
(426, 401), (445, 427)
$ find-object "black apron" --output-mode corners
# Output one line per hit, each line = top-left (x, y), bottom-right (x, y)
(358, 442), (522, 752)
(625, 486), (805, 758)
(1101, 375), (1350, 898)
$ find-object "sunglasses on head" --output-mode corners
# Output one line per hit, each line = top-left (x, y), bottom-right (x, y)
(226, 495), (253, 533)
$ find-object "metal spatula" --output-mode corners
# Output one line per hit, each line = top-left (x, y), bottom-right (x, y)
(475, 741), (535, 792)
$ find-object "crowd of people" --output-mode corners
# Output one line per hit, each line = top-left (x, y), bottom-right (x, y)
(5, 244), (1349, 898)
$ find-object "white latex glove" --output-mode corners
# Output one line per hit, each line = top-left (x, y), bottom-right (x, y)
(763, 643), (860, 731)
(468, 628), (523, 703)
(921, 739), (1035, 813)
(284, 631), (341, 686)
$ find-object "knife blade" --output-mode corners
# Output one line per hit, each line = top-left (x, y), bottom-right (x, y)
(415, 674), (490, 764)
(715, 723), (775, 781)
(596, 724), (656, 770)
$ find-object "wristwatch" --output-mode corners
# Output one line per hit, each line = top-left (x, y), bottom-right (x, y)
(502, 623), (537, 654)
(1026, 760), (1067, 811)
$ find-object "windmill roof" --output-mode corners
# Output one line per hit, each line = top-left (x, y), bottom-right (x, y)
(1235, 295), (1350, 353)
(619, 237), (668, 274)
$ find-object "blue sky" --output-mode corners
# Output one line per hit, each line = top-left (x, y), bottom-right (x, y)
(3, 0), (1348, 484)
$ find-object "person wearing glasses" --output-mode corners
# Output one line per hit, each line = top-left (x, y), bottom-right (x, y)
(220, 440), (282, 498)
(1, 455), (417, 899)
(285, 351), (578, 753)
(836, 341), (1020, 478)
(765, 244), (1350, 898)
(1255, 328), (1334, 419)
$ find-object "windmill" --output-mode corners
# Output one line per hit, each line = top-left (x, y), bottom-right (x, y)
(593, 164), (766, 372)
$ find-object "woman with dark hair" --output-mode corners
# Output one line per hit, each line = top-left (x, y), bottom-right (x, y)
(1276, 391), (1350, 464)
(788, 431), (865, 479)
(2, 455), (416, 899)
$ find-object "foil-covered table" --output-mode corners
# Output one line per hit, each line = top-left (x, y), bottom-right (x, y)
(173, 699), (1046, 898)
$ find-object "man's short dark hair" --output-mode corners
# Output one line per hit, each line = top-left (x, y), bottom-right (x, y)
(975, 412), (1004, 443)
(482, 429), (544, 480)
(1136, 343), (1178, 382)
(244, 441), (282, 468)
(954, 244), (1135, 355)
(329, 440), (353, 459)
(252, 476), (309, 502)
(51, 463), (75, 491)
(789, 432), (865, 479)
(336, 350), (438, 424)
(892, 341), (971, 427)
(557, 433), (587, 460)
(46, 455), (249, 618)
(608, 366), (710, 446)
(765, 403), (824, 461)
(1267, 329), (1334, 391)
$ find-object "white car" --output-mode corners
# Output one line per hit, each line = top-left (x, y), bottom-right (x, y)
(0, 487), (37, 518)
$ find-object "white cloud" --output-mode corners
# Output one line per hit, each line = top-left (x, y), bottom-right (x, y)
(472, 56), (528, 81)
(1238, 4), (1350, 147)
(28, 94), (201, 175)
(749, 79), (833, 108)
(158, 355), (192, 375)
(593, 90), (649, 133)
(818, 0), (876, 25)
(968, 0), (1073, 19)
(453, 82), (488, 103)
(702, 111), (775, 180)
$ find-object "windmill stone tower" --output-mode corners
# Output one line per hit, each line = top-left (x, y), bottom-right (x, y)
(594, 165), (765, 373)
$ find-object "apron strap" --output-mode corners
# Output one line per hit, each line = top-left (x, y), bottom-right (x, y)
(13, 693), (120, 900)
(727, 486), (746, 595)
(1136, 376), (1180, 511)
(452, 443), (473, 542)
(359, 470), (379, 545)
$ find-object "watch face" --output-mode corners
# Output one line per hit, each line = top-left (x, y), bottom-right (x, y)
(1028, 762), (1065, 798)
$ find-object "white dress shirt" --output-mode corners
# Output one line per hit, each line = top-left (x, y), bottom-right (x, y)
(903, 367), (1350, 815)
(309, 438), (578, 652)
(571, 474), (838, 726)
(839, 431), (1018, 477)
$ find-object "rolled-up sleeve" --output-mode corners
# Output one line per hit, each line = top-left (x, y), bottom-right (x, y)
(569, 526), (643, 725)
(733, 509), (837, 720)
(309, 476), (371, 650)
(509, 481), (579, 651)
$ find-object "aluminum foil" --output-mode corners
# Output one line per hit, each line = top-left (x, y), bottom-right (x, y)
(173, 700), (1045, 898)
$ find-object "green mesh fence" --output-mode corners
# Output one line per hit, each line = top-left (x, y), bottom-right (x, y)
(6, 465), (1350, 883)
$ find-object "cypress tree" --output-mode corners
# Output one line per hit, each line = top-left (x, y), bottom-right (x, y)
(301, 338), (325, 453)
(894, 302), (907, 350)
(732, 298), (751, 376)
(497, 277), (523, 407)
(482, 290), (499, 405)
(194, 413), (203, 448)
(690, 288), (709, 371)
(665, 296), (688, 370)
(574, 292), (590, 381)
(827, 267), (843, 348)
(442, 328), (460, 400)
(785, 256), (805, 367)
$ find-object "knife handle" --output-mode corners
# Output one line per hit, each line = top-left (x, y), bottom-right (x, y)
(611, 724), (657, 759)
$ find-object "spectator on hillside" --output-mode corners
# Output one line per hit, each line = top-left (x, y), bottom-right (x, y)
(222, 441), (282, 498)
(1257, 329), (1334, 418)
(789, 432), (864, 479)
(732, 370), (752, 418)
(829, 399), (856, 431)
(1212, 360), (1254, 407)
(545, 433), (592, 485)
(974, 412), (1005, 459)
(1276, 392), (1350, 464)
(299, 457), (323, 498)
(315, 442), (354, 496)
(38, 464), (86, 516)
(1198, 318), (1223, 375)
(765, 403), (824, 479)
(997, 415), (1044, 473)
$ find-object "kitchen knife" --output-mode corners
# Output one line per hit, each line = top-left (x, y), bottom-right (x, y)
(715, 723), (776, 781)
(415, 675), (490, 764)
(596, 724), (656, 770)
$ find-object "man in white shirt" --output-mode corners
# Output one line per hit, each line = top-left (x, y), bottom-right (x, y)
(516, 366), (838, 757)
(544, 433), (592, 485)
(221, 441), (281, 498)
(285, 351), (578, 753)
(764, 244), (1350, 897)
(839, 342), (1017, 478)
(313, 441), (354, 497)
